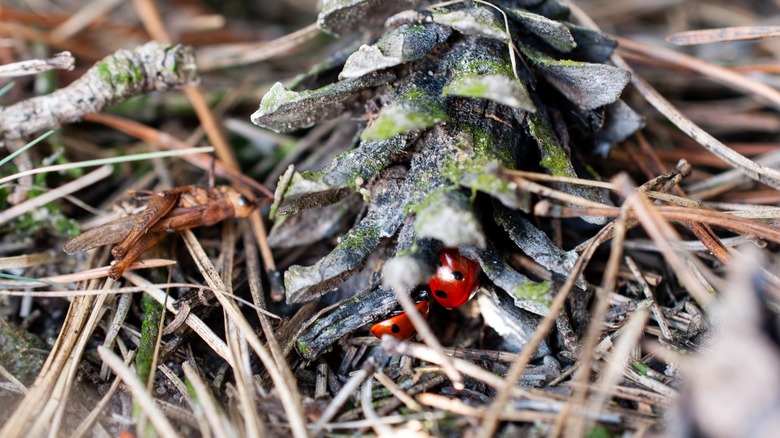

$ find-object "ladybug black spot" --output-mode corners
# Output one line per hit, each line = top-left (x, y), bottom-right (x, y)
(391, 324), (401, 333)
(435, 290), (448, 298)
(452, 271), (464, 281)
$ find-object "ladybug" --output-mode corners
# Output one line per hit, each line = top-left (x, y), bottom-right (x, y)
(370, 289), (430, 340)
(369, 301), (430, 340)
(429, 248), (481, 309)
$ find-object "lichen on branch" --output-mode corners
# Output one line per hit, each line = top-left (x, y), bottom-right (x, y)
(0, 41), (198, 141)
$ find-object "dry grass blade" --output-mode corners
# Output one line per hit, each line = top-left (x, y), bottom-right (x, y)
(418, 393), (488, 418)
(124, 272), (232, 362)
(81, 113), (271, 197)
(667, 26), (780, 45)
(182, 361), (232, 437)
(220, 221), (265, 438)
(0, 365), (28, 394)
(417, 393), (591, 424)
(47, 285), (111, 436)
(391, 283), (464, 390)
(566, 199), (630, 436)
(97, 346), (178, 438)
(248, 213), (279, 299)
(314, 412), (446, 430)
(196, 23), (321, 71)
(480, 221), (612, 436)
(157, 364), (214, 434)
(0, 260), (175, 289)
(0, 147), (214, 187)
(379, 339), (535, 400)
(0, 252), (58, 270)
(626, 256), (673, 340)
(183, 86), (239, 171)
(361, 373), (394, 436)
(616, 176), (714, 305)
(99, 292), (132, 379)
(0, 21), (103, 59)
(584, 308), (650, 427)
(49, 0), (125, 42)
(180, 230), (308, 438)
(620, 67), (780, 189)
(132, 0), (173, 44)
(565, 307), (651, 435)
(7, 1), (780, 436)
(686, 150), (780, 199)
(241, 222), (297, 396)
(617, 36), (780, 109)
(537, 203), (780, 247)
(373, 371), (423, 412)
(132, 0), (239, 181)
(311, 366), (371, 436)
(71, 351), (134, 438)
(568, 3), (780, 189)
(0, 291), (96, 438)
(225, 320), (265, 438)
(0, 164), (112, 225)
(0, 52), (74, 77)
(0, 284), (215, 298)
(510, 165), (695, 209)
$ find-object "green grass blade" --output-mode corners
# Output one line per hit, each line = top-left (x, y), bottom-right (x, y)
(0, 130), (55, 168)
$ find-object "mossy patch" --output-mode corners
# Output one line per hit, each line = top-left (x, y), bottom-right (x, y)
(456, 58), (514, 78)
(0, 318), (47, 385)
(339, 225), (381, 253)
(439, 128), (528, 210)
(296, 341), (309, 357)
(510, 280), (553, 307)
(96, 62), (111, 83)
(97, 58), (144, 97)
(525, 112), (573, 177)
(632, 361), (649, 375)
(445, 53), (529, 106)
(406, 186), (452, 216)
(272, 136), (412, 217)
(362, 88), (448, 141)
(447, 79), (487, 96)
(540, 141), (570, 176)
(470, 127), (514, 167)
(136, 293), (163, 387)
(12, 207), (80, 238)
(259, 82), (298, 113)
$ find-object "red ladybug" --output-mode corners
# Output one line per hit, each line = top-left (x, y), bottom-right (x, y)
(429, 248), (481, 309)
(370, 300), (430, 340)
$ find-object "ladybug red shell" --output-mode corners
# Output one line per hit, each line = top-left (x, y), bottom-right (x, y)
(429, 248), (481, 309)
(370, 300), (430, 340)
